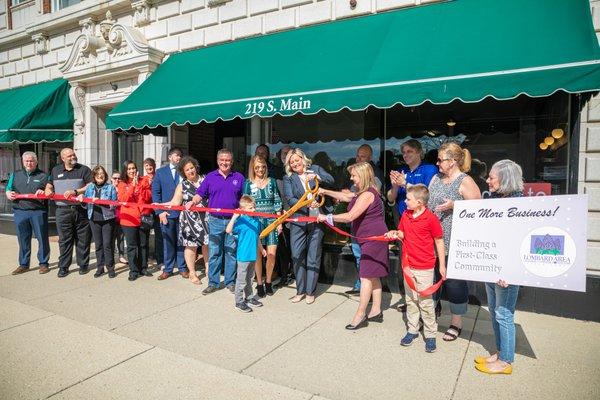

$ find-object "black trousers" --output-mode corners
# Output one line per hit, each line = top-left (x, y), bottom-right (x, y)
(113, 223), (125, 257)
(89, 219), (115, 271)
(122, 225), (149, 277)
(275, 224), (292, 280)
(55, 206), (91, 271)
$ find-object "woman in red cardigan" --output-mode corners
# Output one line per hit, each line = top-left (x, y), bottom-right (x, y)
(117, 160), (152, 281)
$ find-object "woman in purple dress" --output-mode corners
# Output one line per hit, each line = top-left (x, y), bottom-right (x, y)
(318, 162), (389, 330)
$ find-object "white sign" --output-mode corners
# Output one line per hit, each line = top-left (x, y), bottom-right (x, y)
(446, 195), (587, 292)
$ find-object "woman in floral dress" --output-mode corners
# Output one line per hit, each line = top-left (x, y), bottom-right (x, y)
(166, 156), (209, 285)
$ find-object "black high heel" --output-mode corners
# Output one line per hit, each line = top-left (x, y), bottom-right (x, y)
(367, 312), (383, 323)
(345, 317), (368, 330)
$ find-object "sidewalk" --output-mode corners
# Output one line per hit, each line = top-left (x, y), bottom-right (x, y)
(0, 233), (599, 400)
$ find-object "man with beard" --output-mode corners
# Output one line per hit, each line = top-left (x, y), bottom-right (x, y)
(46, 148), (92, 277)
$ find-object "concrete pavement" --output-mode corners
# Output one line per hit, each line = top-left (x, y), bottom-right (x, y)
(0, 233), (599, 399)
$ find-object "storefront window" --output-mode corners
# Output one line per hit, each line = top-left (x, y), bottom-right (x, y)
(249, 108), (383, 189)
(384, 92), (571, 197)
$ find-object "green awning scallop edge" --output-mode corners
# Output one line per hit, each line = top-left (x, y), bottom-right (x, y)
(0, 79), (74, 143)
(107, 0), (600, 130)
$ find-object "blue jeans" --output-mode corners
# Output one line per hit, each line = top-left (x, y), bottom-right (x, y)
(350, 239), (361, 290)
(14, 209), (50, 268)
(485, 282), (519, 363)
(208, 216), (237, 288)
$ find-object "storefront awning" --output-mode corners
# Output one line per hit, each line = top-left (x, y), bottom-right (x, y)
(0, 79), (74, 143)
(106, 0), (600, 130)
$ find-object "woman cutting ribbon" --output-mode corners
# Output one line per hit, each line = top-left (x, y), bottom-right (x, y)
(283, 148), (334, 305)
(317, 162), (389, 329)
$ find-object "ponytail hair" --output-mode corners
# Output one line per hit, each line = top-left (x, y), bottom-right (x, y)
(439, 142), (472, 173)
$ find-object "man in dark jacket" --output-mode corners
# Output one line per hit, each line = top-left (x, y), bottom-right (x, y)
(5, 151), (50, 275)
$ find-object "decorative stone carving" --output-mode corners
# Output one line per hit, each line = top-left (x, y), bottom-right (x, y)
(131, 0), (153, 27)
(79, 17), (97, 36)
(69, 84), (86, 135)
(99, 11), (116, 41)
(31, 32), (49, 55)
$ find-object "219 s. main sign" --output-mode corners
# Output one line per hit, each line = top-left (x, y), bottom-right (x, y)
(446, 195), (587, 292)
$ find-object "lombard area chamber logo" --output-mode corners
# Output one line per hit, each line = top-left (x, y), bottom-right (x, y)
(519, 226), (576, 278)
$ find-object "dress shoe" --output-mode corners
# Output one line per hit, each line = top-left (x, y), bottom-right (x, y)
(202, 285), (218, 295)
(11, 266), (28, 275)
(57, 269), (69, 278)
(128, 274), (138, 281)
(157, 272), (171, 281)
(180, 271), (190, 279)
(290, 294), (305, 303)
(108, 271), (116, 279)
(78, 267), (89, 275)
(475, 362), (512, 375)
(140, 269), (153, 277)
(345, 317), (368, 330)
(38, 265), (50, 274)
(367, 312), (384, 323)
(94, 270), (104, 278)
(345, 289), (360, 296)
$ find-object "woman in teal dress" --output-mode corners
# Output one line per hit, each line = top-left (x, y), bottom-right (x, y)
(244, 155), (282, 297)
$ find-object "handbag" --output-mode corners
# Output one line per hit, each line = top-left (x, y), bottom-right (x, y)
(141, 214), (154, 230)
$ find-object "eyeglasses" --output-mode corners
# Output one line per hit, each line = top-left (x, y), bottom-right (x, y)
(437, 158), (453, 163)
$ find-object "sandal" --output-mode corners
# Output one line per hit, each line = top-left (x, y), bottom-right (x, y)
(443, 325), (462, 341)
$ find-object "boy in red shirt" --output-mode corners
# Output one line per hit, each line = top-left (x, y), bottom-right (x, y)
(386, 184), (445, 353)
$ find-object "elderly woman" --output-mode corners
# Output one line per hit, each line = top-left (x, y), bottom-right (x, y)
(244, 155), (282, 297)
(475, 160), (523, 375)
(165, 156), (209, 285)
(428, 142), (481, 341)
(283, 148), (334, 304)
(318, 162), (389, 329)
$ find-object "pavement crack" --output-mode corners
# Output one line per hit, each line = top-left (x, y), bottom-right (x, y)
(239, 295), (349, 374)
(45, 346), (155, 399)
(449, 305), (481, 400)
(0, 313), (55, 333)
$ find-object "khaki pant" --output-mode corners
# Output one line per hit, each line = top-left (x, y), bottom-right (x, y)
(404, 268), (437, 339)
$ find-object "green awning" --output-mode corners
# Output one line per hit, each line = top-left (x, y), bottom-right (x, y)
(107, 0), (600, 130)
(0, 79), (74, 143)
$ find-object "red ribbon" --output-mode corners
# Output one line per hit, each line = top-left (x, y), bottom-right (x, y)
(400, 249), (445, 296)
(16, 193), (444, 295)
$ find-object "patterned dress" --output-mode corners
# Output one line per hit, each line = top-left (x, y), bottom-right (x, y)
(179, 177), (208, 247)
(243, 177), (282, 246)
(427, 172), (467, 255)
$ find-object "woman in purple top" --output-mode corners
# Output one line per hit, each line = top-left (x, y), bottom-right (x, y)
(318, 162), (389, 330)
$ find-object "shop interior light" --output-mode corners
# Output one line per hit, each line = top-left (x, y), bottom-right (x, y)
(539, 142), (549, 150)
(446, 118), (456, 127)
(551, 128), (564, 139)
(544, 136), (555, 145)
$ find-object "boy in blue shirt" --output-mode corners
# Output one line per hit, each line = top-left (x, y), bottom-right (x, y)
(226, 195), (266, 312)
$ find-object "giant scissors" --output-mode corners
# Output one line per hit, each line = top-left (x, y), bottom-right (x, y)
(259, 176), (324, 239)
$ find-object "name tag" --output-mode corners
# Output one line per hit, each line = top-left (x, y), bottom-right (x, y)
(57, 174), (64, 178)
(33, 179), (40, 182)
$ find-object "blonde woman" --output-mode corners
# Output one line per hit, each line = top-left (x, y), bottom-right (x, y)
(428, 142), (481, 341)
(244, 155), (282, 297)
(283, 148), (334, 304)
(318, 162), (389, 329)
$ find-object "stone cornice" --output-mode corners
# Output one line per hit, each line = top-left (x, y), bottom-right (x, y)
(0, 0), (131, 46)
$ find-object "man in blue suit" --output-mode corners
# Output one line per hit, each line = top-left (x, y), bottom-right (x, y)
(152, 147), (188, 280)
